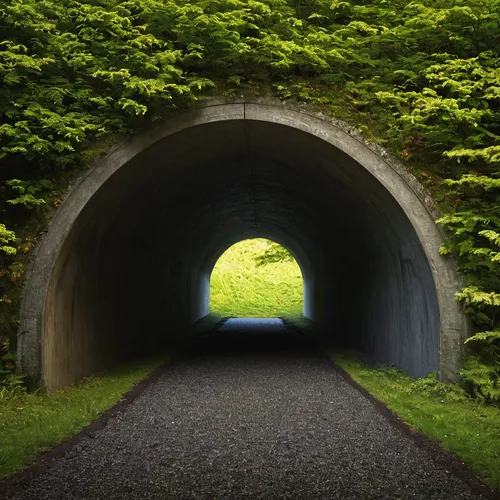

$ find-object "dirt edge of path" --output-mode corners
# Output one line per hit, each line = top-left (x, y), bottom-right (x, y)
(319, 352), (500, 500)
(0, 358), (179, 499)
(1, 316), (229, 498)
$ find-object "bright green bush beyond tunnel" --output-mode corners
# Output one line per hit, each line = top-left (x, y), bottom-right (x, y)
(210, 239), (303, 318)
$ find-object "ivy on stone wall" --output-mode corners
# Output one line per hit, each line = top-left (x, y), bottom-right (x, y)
(0, 0), (499, 401)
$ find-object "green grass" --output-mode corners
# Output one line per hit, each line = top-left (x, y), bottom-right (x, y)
(210, 238), (303, 317)
(0, 355), (168, 479)
(330, 350), (500, 489)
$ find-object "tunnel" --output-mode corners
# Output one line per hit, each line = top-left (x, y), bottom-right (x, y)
(18, 99), (465, 391)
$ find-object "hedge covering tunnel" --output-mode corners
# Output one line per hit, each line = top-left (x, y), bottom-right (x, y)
(18, 100), (465, 391)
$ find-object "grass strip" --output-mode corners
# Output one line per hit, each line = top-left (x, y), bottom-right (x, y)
(0, 355), (168, 479)
(328, 350), (500, 489)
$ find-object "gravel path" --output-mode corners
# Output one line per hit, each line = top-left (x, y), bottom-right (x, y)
(6, 319), (486, 500)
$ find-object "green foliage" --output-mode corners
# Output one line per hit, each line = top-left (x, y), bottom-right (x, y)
(254, 241), (294, 266)
(5, 0), (496, 182)
(461, 356), (500, 403)
(436, 174), (500, 402)
(0, 335), (18, 389)
(210, 239), (303, 317)
(5, 179), (50, 208)
(404, 372), (471, 403)
(0, 373), (27, 401)
(0, 225), (16, 256)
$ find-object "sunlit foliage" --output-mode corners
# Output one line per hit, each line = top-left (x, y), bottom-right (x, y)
(210, 239), (303, 317)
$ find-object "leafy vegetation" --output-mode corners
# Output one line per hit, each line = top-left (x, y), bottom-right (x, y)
(0, 355), (167, 479)
(254, 240), (295, 267)
(330, 350), (500, 489)
(0, 0), (499, 401)
(210, 239), (303, 318)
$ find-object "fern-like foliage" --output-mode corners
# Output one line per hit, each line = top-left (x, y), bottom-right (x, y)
(0, 225), (16, 257)
(255, 241), (294, 267)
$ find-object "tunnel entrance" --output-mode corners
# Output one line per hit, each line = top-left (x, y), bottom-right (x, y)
(210, 239), (303, 319)
(18, 99), (465, 391)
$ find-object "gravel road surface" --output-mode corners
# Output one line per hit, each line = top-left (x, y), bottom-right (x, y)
(5, 319), (487, 500)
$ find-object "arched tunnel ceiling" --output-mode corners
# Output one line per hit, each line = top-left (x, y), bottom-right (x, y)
(102, 119), (371, 264)
(18, 100), (466, 391)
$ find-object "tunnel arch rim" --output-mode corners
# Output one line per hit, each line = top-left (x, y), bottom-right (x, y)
(18, 97), (466, 384)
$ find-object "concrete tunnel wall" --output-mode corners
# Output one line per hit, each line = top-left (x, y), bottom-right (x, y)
(18, 99), (466, 391)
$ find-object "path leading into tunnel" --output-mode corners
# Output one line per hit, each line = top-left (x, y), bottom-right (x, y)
(7, 319), (484, 500)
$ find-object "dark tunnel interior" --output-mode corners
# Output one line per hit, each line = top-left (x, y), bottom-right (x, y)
(42, 119), (440, 389)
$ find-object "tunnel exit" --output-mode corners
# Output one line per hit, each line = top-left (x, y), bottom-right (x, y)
(209, 239), (304, 319)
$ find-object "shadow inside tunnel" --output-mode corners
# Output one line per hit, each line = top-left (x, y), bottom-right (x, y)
(189, 317), (316, 355)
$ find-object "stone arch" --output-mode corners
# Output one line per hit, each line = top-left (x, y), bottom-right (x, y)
(18, 98), (465, 390)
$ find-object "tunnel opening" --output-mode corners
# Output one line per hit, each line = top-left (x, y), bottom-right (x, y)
(209, 238), (304, 319)
(19, 101), (464, 391)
